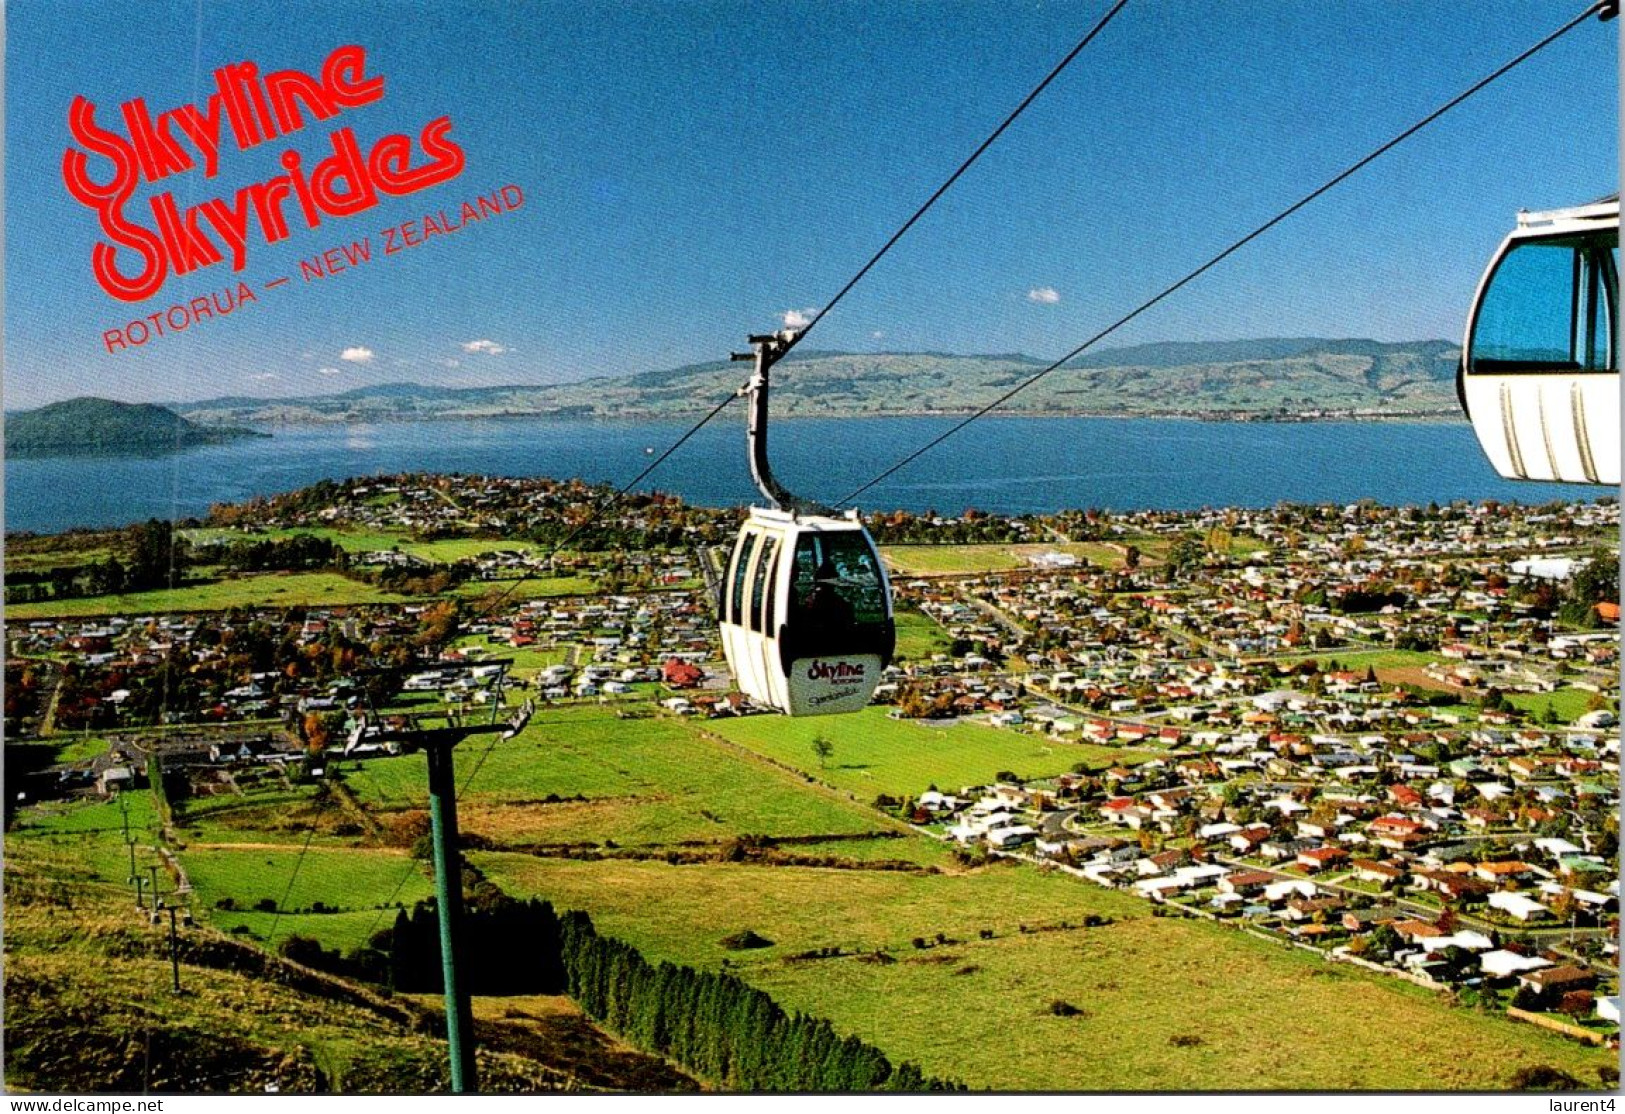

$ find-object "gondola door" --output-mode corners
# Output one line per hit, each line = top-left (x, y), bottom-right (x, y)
(775, 521), (893, 716)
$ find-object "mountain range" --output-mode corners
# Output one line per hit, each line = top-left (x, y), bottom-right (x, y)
(147, 338), (1460, 427)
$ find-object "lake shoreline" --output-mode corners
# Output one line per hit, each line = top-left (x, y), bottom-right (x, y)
(5, 414), (1597, 536)
(165, 408), (1469, 430)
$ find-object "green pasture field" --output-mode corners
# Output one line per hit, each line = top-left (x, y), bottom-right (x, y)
(475, 852), (1145, 967)
(28, 733), (116, 765)
(5, 547), (116, 573)
(476, 854), (1615, 1091)
(1115, 535), (1173, 564)
(1064, 542), (1133, 566)
(336, 706), (889, 848)
(883, 542), (1140, 576)
(5, 567), (597, 620)
(1505, 687), (1604, 724)
(9, 827), (168, 895)
(394, 537), (542, 563)
(765, 835), (957, 869)
(882, 545), (1024, 575)
(449, 636), (570, 677)
(1264, 647), (1443, 672)
(5, 781), (417, 955)
(746, 917), (1615, 1091)
(5, 572), (402, 619)
(706, 706), (1156, 799)
(180, 845), (435, 954)
(189, 526), (566, 568)
(890, 608), (953, 662)
(9, 792), (159, 840)
(183, 526), (410, 553)
(172, 786), (339, 846)
(448, 575), (598, 603)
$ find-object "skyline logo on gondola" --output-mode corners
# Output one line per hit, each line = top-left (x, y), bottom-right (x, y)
(806, 660), (866, 683)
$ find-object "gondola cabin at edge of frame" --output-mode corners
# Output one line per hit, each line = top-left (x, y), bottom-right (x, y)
(720, 507), (895, 717)
(1460, 195), (1619, 485)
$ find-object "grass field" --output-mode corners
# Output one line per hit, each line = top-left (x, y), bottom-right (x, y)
(883, 542), (1136, 576)
(891, 608), (954, 662)
(182, 845), (436, 954)
(9, 792), (159, 840)
(1276, 648), (1442, 671)
(476, 853), (1616, 1091)
(449, 636), (571, 678)
(5, 568), (598, 620)
(184, 527), (547, 565)
(882, 545), (1025, 575)
(475, 852), (1144, 967)
(0, 836), (552, 1094)
(707, 706), (1156, 798)
(5, 572), (403, 619)
(27, 733), (115, 765)
(447, 575), (598, 603)
(1505, 687), (1606, 724)
(338, 706), (890, 848)
(172, 785), (343, 846)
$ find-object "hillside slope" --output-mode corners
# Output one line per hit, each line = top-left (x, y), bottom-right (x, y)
(8, 398), (266, 456)
(168, 339), (1461, 425)
(0, 839), (692, 1094)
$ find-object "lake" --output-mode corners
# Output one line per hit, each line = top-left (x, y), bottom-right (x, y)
(3, 415), (1606, 535)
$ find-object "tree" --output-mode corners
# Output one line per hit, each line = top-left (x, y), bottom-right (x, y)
(810, 735), (833, 769)
(1559, 553), (1619, 628)
(302, 711), (335, 755)
(123, 518), (188, 591)
(1368, 924), (1401, 960)
(1167, 537), (1205, 572)
(1510, 984), (1542, 1011)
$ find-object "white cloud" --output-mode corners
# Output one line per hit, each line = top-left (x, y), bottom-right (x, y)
(318, 367), (342, 376)
(341, 346), (375, 363)
(437, 358), (463, 369)
(1027, 287), (1061, 305)
(461, 339), (509, 355)
(871, 330), (886, 340)
(248, 373), (281, 382)
(782, 308), (818, 330)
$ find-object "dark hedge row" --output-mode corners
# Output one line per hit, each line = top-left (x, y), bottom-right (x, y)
(388, 897), (957, 1092)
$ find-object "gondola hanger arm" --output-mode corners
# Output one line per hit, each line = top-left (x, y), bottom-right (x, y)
(733, 329), (840, 517)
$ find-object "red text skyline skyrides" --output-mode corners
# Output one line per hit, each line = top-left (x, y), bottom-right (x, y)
(62, 45), (468, 303)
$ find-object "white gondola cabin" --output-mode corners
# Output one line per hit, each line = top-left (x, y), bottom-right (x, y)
(1459, 196), (1618, 485)
(720, 508), (895, 716)
(718, 329), (896, 716)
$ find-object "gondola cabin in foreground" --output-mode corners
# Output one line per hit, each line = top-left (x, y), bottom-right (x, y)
(1460, 196), (1618, 485)
(720, 508), (895, 716)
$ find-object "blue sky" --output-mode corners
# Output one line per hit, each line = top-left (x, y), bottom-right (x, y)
(5, 0), (1617, 409)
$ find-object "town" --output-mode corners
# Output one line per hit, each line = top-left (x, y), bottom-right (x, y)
(4, 472), (1619, 1090)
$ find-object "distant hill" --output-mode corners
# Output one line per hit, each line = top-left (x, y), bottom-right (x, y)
(167, 338), (1463, 426)
(7, 398), (267, 456)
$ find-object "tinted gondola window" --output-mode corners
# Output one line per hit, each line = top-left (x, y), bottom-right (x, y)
(749, 536), (778, 633)
(792, 531), (886, 625)
(762, 539), (780, 634)
(1472, 235), (1617, 372)
(730, 531), (758, 626)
